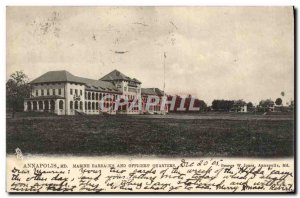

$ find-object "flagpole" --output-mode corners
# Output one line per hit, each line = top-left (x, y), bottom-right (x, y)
(163, 52), (166, 94)
(163, 52), (166, 114)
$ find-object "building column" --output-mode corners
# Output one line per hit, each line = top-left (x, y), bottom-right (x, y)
(83, 100), (85, 112)
(37, 101), (39, 111)
(55, 100), (59, 114)
(138, 96), (142, 113)
(31, 101), (33, 111)
(24, 101), (27, 111)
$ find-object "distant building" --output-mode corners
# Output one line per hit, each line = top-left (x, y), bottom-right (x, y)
(141, 88), (164, 114)
(231, 100), (247, 113)
(240, 105), (247, 113)
(266, 101), (275, 112)
(24, 70), (168, 115)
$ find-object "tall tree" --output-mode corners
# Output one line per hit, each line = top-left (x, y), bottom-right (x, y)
(247, 102), (253, 109)
(212, 100), (234, 112)
(234, 99), (246, 106)
(275, 98), (283, 106)
(6, 71), (31, 118)
(259, 99), (274, 108)
(198, 100), (207, 112)
(258, 99), (274, 112)
(289, 100), (294, 108)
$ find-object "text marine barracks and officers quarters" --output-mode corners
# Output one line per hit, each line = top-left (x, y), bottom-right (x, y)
(24, 70), (168, 115)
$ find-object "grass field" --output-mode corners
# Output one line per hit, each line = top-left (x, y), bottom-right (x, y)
(6, 112), (294, 157)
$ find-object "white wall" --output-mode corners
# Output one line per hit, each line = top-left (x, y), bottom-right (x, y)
(65, 83), (85, 115)
(31, 83), (65, 97)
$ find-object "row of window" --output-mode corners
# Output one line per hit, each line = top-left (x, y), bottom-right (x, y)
(35, 89), (62, 97)
(83, 92), (141, 101)
(69, 101), (83, 110)
(35, 88), (143, 102)
(27, 99), (156, 112)
(27, 100), (57, 110)
(70, 89), (83, 96)
(84, 92), (120, 101)
(69, 101), (112, 110)
(142, 97), (162, 103)
(34, 88), (85, 97)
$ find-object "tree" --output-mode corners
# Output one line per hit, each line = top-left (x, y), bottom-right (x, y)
(212, 100), (234, 112)
(275, 98), (283, 106)
(198, 100), (207, 112)
(230, 100), (247, 112)
(234, 99), (246, 106)
(6, 71), (31, 118)
(258, 99), (274, 112)
(259, 99), (274, 108)
(289, 100), (294, 108)
(247, 102), (253, 109)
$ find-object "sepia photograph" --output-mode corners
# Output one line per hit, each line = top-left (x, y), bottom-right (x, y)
(5, 6), (295, 193)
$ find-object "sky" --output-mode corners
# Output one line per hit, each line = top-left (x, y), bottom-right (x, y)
(6, 6), (294, 105)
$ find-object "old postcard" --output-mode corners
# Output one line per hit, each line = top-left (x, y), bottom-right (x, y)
(6, 6), (294, 193)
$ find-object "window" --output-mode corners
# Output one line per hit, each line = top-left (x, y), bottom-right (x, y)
(52, 89), (55, 95)
(41, 90), (44, 96)
(27, 101), (32, 111)
(80, 101), (83, 110)
(50, 100), (55, 110)
(75, 89), (78, 96)
(92, 93), (95, 100)
(85, 92), (87, 99)
(36, 90), (38, 96)
(33, 101), (37, 110)
(38, 101), (43, 109)
(88, 92), (91, 100)
(70, 89), (73, 95)
(47, 89), (50, 95)
(58, 89), (62, 95)
(70, 101), (73, 109)
(75, 101), (78, 110)
(59, 100), (64, 110)
(80, 90), (82, 96)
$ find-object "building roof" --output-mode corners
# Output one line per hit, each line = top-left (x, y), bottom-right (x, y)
(141, 88), (164, 96)
(78, 77), (121, 93)
(100, 69), (141, 84)
(154, 88), (165, 96)
(30, 70), (84, 84)
(30, 70), (122, 93)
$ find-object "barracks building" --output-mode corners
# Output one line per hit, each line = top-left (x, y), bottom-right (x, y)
(24, 70), (167, 115)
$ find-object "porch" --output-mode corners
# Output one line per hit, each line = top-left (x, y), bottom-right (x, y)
(24, 96), (66, 115)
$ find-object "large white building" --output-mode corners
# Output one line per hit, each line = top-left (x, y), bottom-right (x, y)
(24, 70), (167, 115)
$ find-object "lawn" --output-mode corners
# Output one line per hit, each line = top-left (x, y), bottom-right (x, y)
(6, 112), (294, 157)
